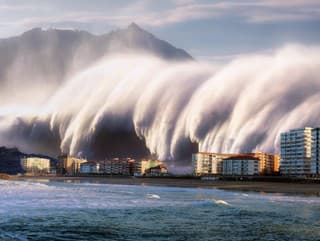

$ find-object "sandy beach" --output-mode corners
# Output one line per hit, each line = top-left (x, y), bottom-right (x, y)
(8, 176), (320, 196)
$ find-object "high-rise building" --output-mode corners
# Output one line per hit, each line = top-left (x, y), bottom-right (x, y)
(280, 127), (312, 175)
(311, 128), (320, 175)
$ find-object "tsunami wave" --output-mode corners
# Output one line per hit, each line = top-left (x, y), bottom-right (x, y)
(0, 44), (320, 164)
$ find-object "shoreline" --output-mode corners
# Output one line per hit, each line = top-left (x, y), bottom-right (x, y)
(7, 176), (320, 196)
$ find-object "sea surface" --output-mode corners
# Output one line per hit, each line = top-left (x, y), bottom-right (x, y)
(0, 180), (319, 241)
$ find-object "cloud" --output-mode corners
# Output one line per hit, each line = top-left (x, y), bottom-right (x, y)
(1, 0), (320, 36)
(148, 1), (320, 25)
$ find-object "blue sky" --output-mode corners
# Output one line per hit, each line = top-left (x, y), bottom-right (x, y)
(0, 0), (319, 60)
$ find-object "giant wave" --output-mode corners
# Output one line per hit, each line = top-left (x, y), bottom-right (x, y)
(0, 44), (320, 165)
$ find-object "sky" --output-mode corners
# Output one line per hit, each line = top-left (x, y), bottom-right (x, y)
(0, 0), (320, 60)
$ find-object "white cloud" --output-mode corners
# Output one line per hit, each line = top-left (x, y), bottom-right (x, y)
(1, 0), (320, 34)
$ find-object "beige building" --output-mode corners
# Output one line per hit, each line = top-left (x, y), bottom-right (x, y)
(140, 158), (164, 175)
(57, 154), (87, 175)
(192, 152), (279, 176)
(121, 158), (169, 176)
(192, 152), (235, 176)
(250, 152), (280, 174)
(21, 157), (50, 175)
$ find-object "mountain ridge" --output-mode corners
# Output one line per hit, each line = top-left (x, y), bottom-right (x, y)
(0, 23), (193, 104)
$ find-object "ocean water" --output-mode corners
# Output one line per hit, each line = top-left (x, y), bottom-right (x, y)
(0, 180), (320, 241)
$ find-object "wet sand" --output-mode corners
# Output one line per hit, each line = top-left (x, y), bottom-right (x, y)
(9, 176), (320, 196)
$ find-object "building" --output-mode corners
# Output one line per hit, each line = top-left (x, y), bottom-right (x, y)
(311, 128), (320, 176)
(280, 127), (312, 176)
(99, 158), (135, 175)
(56, 154), (87, 175)
(136, 158), (167, 176)
(192, 152), (233, 176)
(192, 152), (279, 176)
(250, 152), (280, 174)
(20, 157), (50, 175)
(145, 164), (168, 176)
(80, 161), (100, 174)
(222, 156), (260, 176)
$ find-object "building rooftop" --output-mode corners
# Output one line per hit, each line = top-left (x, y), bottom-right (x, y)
(224, 155), (260, 160)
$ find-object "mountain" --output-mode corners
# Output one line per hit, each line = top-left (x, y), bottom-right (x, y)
(0, 146), (56, 175)
(102, 23), (193, 60)
(0, 23), (193, 101)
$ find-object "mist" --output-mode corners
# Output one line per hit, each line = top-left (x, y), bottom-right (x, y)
(1, 44), (320, 166)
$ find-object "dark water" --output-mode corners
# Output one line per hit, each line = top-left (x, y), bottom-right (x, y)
(0, 180), (319, 240)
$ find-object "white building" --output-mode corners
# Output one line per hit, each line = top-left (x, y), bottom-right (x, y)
(280, 127), (312, 176)
(21, 157), (50, 175)
(79, 161), (100, 174)
(222, 156), (260, 176)
(192, 152), (233, 176)
(311, 128), (320, 175)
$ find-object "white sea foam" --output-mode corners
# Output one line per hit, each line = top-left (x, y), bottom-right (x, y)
(147, 194), (161, 199)
(213, 199), (231, 206)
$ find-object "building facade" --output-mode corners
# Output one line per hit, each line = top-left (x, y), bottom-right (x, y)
(192, 152), (234, 176)
(144, 164), (168, 176)
(80, 161), (100, 174)
(132, 159), (168, 176)
(21, 157), (50, 175)
(280, 128), (312, 176)
(311, 128), (320, 175)
(222, 156), (260, 176)
(250, 152), (280, 174)
(99, 158), (135, 175)
(56, 154), (87, 175)
(192, 152), (279, 176)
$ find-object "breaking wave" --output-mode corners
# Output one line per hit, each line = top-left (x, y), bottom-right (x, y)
(1, 44), (320, 165)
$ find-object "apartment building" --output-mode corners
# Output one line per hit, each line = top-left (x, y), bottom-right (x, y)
(222, 156), (260, 176)
(99, 158), (135, 175)
(20, 157), (50, 175)
(79, 161), (100, 174)
(280, 127), (312, 175)
(311, 128), (320, 175)
(192, 152), (279, 176)
(56, 154), (87, 175)
(192, 152), (234, 176)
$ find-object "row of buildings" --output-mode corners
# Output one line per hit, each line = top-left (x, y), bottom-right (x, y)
(20, 154), (168, 177)
(193, 127), (320, 177)
(20, 127), (320, 177)
(192, 152), (279, 176)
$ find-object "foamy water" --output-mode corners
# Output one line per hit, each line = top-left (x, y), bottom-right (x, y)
(0, 180), (319, 240)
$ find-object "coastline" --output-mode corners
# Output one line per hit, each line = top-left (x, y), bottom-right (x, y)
(7, 176), (320, 196)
